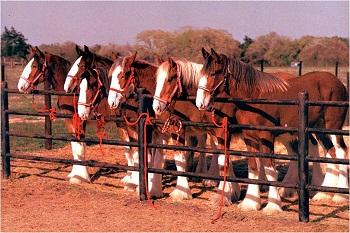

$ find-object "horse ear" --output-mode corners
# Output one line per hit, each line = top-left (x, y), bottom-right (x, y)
(202, 48), (210, 59)
(44, 52), (51, 63)
(76, 45), (84, 56)
(111, 51), (119, 60)
(155, 54), (164, 65)
(84, 45), (91, 54)
(35, 46), (45, 58)
(131, 51), (137, 63)
(168, 57), (177, 68)
(210, 48), (220, 61)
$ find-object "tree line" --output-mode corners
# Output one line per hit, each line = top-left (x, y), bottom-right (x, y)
(1, 26), (349, 66)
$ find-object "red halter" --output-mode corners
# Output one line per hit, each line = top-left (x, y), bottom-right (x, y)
(109, 68), (136, 96)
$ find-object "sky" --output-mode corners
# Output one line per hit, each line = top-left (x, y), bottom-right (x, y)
(1, 1), (349, 46)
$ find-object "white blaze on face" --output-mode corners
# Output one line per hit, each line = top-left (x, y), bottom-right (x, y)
(77, 78), (90, 120)
(108, 65), (123, 109)
(64, 56), (82, 92)
(152, 67), (168, 115)
(17, 58), (34, 92)
(196, 74), (210, 110)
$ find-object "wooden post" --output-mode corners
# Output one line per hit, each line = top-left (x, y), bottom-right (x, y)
(137, 88), (148, 201)
(1, 64), (11, 178)
(298, 61), (303, 77)
(335, 61), (339, 77)
(44, 79), (52, 150)
(298, 92), (309, 222)
(260, 59), (264, 72)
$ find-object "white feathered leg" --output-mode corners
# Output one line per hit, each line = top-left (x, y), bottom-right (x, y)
(68, 141), (90, 184)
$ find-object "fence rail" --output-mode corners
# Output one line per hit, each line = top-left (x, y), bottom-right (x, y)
(1, 64), (349, 223)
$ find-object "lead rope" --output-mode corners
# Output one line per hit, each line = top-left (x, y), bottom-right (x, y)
(124, 113), (157, 209)
(31, 94), (57, 121)
(72, 93), (83, 140)
(211, 110), (229, 224)
(96, 115), (108, 156)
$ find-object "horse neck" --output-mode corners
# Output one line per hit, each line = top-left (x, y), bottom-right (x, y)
(135, 65), (158, 95)
(50, 59), (71, 91)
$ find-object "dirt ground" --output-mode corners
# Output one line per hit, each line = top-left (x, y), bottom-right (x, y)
(1, 144), (349, 232)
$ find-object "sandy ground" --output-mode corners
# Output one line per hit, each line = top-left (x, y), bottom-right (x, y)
(1, 143), (349, 232)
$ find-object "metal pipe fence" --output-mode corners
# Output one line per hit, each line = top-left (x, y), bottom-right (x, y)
(1, 65), (349, 223)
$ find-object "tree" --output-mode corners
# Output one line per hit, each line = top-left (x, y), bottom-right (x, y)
(1, 26), (30, 58)
(239, 35), (254, 62)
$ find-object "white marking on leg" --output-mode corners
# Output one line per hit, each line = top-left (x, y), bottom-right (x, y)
(17, 58), (34, 92)
(330, 135), (349, 203)
(263, 166), (282, 214)
(239, 166), (261, 211)
(68, 141), (90, 183)
(170, 152), (192, 201)
(149, 148), (164, 198)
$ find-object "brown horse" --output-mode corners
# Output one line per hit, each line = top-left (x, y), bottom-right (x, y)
(108, 53), (234, 201)
(195, 48), (348, 213)
(62, 45), (134, 186)
(17, 46), (94, 184)
(151, 56), (244, 204)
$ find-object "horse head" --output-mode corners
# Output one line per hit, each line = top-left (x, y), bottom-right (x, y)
(152, 57), (183, 115)
(17, 46), (50, 93)
(108, 52), (137, 109)
(64, 45), (95, 93)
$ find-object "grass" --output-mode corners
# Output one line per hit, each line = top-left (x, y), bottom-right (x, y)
(3, 64), (349, 153)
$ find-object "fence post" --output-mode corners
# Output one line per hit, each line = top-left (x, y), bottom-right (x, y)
(260, 59), (264, 72)
(298, 92), (309, 222)
(298, 61), (303, 77)
(1, 64), (11, 178)
(335, 61), (339, 77)
(44, 79), (52, 150)
(137, 88), (148, 201)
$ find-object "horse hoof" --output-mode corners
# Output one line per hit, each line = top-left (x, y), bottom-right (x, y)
(202, 179), (218, 187)
(279, 187), (297, 198)
(332, 194), (348, 204)
(170, 188), (192, 201)
(312, 192), (333, 202)
(262, 202), (283, 215)
(124, 183), (137, 192)
(121, 175), (131, 184)
(69, 176), (90, 184)
(238, 199), (261, 211)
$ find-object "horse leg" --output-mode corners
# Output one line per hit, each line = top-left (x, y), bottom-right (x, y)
(148, 135), (165, 198)
(312, 136), (338, 201)
(196, 134), (208, 174)
(331, 135), (348, 203)
(64, 119), (90, 184)
(170, 136), (192, 201)
(200, 133), (219, 187)
(203, 135), (219, 187)
(210, 133), (240, 205)
(238, 154), (261, 211)
(119, 128), (133, 185)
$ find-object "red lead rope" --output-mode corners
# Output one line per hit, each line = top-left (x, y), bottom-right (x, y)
(31, 94), (57, 121)
(211, 110), (229, 224)
(124, 113), (156, 209)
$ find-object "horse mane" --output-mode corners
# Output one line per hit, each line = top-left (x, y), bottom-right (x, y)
(94, 66), (110, 94)
(49, 54), (71, 68)
(225, 56), (289, 94)
(133, 59), (158, 69)
(157, 58), (202, 88)
(92, 53), (113, 68)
